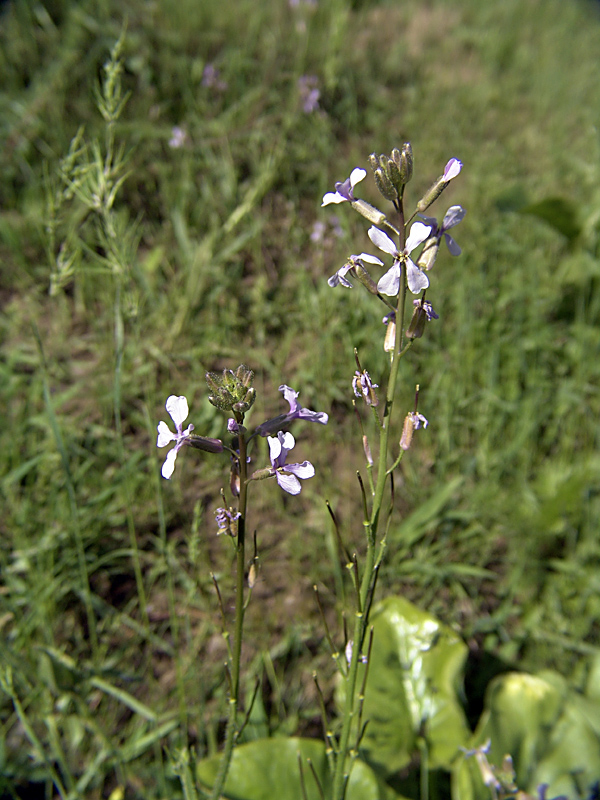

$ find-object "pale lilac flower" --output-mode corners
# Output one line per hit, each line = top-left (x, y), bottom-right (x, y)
(322, 168), (366, 206)
(201, 63), (228, 91)
(255, 385), (328, 436)
(297, 75), (320, 113)
(328, 252), (383, 288)
(157, 395), (194, 479)
(419, 205), (466, 257)
(267, 431), (315, 495)
(368, 222), (432, 295)
(169, 126), (188, 149)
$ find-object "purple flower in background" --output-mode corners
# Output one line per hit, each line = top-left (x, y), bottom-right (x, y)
(322, 167), (366, 206)
(201, 63), (228, 91)
(419, 205), (466, 257)
(169, 126), (188, 149)
(368, 222), (432, 295)
(297, 75), (320, 113)
(267, 431), (315, 495)
(255, 385), (328, 436)
(157, 395), (194, 479)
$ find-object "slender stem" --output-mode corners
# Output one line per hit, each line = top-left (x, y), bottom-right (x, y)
(331, 199), (407, 800)
(210, 432), (249, 800)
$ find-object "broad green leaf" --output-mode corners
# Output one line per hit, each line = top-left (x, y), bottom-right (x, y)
(452, 670), (600, 800)
(338, 596), (470, 777)
(196, 737), (399, 800)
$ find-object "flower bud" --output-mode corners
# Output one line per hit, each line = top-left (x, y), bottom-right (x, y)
(368, 153), (379, 171)
(206, 365), (256, 413)
(387, 157), (402, 191)
(186, 435), (224, 453)
(374, 167), (397, 202)
(353, 260), (379, 294)
(400, 142), (413, 184)
(251, 467), (274, 481)
(417, 236), (440, 271)
(351, 199), (386, 226)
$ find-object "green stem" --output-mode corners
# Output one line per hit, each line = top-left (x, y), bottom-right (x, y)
(209, 433), (249, 800)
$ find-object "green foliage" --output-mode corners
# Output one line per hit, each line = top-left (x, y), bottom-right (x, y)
(2, 0), (600, 796)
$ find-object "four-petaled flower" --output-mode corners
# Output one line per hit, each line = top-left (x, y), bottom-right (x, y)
(419, 205), (466, 258)
(322, 168), (367, 206)
(157, 395), (195, 479)
(256, 385), (328, 437)
(267, 431), (315, 495)
(328, 253), (383, 288)
(368, 222), (432, 295)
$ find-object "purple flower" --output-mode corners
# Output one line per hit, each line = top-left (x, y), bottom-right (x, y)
(255, 385), (328, 436)
(157, 395), (194, 479)
(215, 506), (241, 535)
(419, 205), (466, 257)
(368, 222), (432, 295)
(322, 168), (366, 206)
(169, 126), (188, 149)
(267, 431), (315, 495)
(201, 63), (228, 91)
(328, 253), (383, 288)
(297, 75), (320, 113)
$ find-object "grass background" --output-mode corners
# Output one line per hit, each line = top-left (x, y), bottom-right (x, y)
(2, 0), (600, 796)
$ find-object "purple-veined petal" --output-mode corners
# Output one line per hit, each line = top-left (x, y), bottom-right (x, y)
(404, 222), (432, 255)
(444, 233), (461, 256)
(377, 263), (401, 296)
(285, 460), (315, 480)
(443, 158), (462, 181)
(442, 205), (466, 230)
(406, 259), (430, 293)
(368, 226), (398, 256)
(165, 395), (189, 429)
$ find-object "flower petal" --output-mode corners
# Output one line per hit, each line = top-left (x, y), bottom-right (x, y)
(157, 421), (175, 448)
(161, 448), (178, 479)
(165, 395), (189, 428)
(406, 259), (430, 294)
(368, 226), (398, 256)
(321, 191), (346, 206)
(442, 205), (466, 230)
(443, 158), (462, 181)
(285, 460), (316, 480)
(404, 221), (432, 254)
(349, 167), (367, 187)
(377, 263), (401, 296)
(276, 472), (302, 495)
(357, 252), (384, 266)
(279, 385), (300, 414)
(444, 233), (461, 256)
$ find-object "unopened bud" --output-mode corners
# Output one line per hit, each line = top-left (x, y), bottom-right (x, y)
(368, 153), (379, 171)
(400, 143), (413, 184)
(387, 157), (402, 190)
(374, 167), (397, 202)
(417, 236), (440, 271)
(187, 435), (224, 453)
(351, 199), (386, 226)
(251, 467), (274, 481)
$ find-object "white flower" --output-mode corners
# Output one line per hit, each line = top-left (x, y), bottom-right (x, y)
(368, 221), (432, 295)
(157, 395), (194, 479)
(321, 168), (367, 206)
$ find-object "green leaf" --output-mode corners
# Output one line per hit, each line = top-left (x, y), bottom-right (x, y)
(338, 596), (470, 777)
(196, 737), (398, 800)
(452, 670), (600, 800)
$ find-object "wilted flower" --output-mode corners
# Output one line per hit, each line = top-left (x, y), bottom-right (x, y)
(267, 431), (315, 495)
(322, 168), (366, 206)
(157, 395), (195, 479)
(353, 369), (379, 406)
(328, 253), (383, 289)
(255, 385), (328, 436)
(406, 299), (439, 339)
(399, 411), (428, 451)
(215, 506), (241, 536)
(368, 222), (432, 295)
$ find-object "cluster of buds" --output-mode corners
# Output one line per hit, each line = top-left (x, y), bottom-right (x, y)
(206, 364), (256, 419)
(368, 142), (413, 204)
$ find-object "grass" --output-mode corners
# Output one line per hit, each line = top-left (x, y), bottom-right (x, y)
(2, 0), (600, 796)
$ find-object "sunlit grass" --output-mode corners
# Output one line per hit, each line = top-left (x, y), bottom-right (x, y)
(2, 0), (600, 795)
